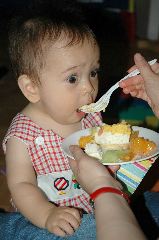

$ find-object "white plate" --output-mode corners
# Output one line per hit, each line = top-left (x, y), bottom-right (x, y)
(61, 126), (159, 165)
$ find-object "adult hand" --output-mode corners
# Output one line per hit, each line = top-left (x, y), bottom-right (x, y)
(119, 53), (159, 118)
(69, 145), (121, 194)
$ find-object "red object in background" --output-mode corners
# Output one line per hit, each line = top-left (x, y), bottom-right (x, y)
(151, 181), (159, 192)
(120, 11), (136, 44)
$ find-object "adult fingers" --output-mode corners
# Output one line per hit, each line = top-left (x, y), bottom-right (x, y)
(108, 165), (120, 174)
(127, 65), (137, 73)
(127, 53), (159, 74)
(69, 145), (86, 160)
(119, 74), (143, 89)
(134, 53), (155, 78)
(68, 157), (77, 175)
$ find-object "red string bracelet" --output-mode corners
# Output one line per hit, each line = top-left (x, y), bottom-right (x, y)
(90, 187), (130, 204)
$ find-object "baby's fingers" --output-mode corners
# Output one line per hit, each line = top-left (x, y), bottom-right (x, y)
(67, 215), (81, 232)
(58, 211), (81, 235)
(50, 210), (81, 236)
(52, 225), (67, 237)
(58, 219), (76, 236)
(66, 207), (81, 225)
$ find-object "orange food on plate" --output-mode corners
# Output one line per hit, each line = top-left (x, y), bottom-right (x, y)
(130, 137), (157, 156)
(121, 134), (157, 161)
(79, 135), (94, 149)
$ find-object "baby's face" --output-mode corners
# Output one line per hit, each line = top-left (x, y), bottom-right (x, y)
(38, 37), (100, 125)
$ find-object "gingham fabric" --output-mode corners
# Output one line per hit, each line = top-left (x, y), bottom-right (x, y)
(3, 112), (102, 213)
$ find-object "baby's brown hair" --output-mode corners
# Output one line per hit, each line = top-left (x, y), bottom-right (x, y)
(8, 1), (96, 84)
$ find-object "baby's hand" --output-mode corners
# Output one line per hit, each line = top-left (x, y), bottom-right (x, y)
(45, 206), (81, 237)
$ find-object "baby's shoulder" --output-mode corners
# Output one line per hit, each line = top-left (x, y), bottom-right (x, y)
(2, 113), (42, 152)
(8, 112), (40, 134)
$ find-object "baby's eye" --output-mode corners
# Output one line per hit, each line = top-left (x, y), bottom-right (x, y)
(90, 69), (100, 78)
(67, 74), (78, 84)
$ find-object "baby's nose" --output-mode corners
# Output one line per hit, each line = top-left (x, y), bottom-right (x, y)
(83, 80), (95, 94)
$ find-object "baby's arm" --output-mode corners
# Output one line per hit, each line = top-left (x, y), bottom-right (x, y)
(6, 137), (81, 237)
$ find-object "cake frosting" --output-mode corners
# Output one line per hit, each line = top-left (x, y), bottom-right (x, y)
(94, 122), (131, 150)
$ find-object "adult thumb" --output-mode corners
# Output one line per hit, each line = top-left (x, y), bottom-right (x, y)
(68, 157), (77, 174)
(134, 53), (154, 79)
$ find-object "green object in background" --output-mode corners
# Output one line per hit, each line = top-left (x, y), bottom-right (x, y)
(128, 0), (135, 13)
(119, 105), (159, 128)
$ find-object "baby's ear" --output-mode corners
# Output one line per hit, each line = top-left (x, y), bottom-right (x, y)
(18, 75), (40, 103)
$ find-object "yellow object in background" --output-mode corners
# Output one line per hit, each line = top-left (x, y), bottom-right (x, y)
(128, 0), (135, 13)
(145, 116), (159, 129)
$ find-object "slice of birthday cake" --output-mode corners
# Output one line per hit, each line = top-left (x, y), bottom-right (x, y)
(79, 121), (156, 164)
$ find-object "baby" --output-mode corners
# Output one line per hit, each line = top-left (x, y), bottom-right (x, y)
(2, 3), (103, 238)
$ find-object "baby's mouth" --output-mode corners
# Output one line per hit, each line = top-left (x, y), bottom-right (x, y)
(76, 108), (86, 116)
(78, 101), (93, 112)
(77, 108), (84, 113)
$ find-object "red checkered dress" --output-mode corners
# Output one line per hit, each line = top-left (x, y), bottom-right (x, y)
(3, 112), (102, 213)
